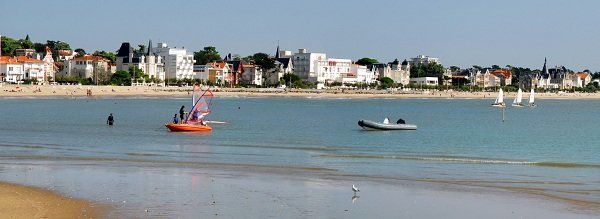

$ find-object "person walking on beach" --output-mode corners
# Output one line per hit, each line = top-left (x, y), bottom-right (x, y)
(107, 113), (114, 126)
(179, 105), (185, 124)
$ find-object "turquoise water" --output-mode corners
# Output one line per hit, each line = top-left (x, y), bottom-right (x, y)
(0, 96), (599, 216)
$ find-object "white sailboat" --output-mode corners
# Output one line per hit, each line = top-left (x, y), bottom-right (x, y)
(491, 88), (506, 107)
(528, 88), (536, 107)
(512, 88), (524, 107)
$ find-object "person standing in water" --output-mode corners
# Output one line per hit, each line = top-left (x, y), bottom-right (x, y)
(107, 113), (114, 126)
(179, 105), (185, 124)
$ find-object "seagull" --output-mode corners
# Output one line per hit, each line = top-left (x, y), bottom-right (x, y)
(352, 184), (360, 193)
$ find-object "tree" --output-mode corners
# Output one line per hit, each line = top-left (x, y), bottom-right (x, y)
(355, 57), (379, 66)
(129, 67), (146, 83)
(378, 77), (395, 89)
(110, 70), (131, 86)
(281, 73), (300, 86)
(194, 46), (221, 65)
(491, 65), (500, 69)
(33, 43), (46, 53)
(472, 65), (483, 71)
(19, 39), (34, 49)
(1, 36), (22, 56)
(133, 44), (146, 54)
(410, 63), (445, 78)
(74, 48), (86, 57)
(449, 66), (460, 72)
(252, 52), (275, 72)
(93, 51), (116, 63)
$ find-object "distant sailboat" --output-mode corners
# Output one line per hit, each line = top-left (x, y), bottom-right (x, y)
(512, 88), (524, 107)
(491, 88), (506, 107)
(528, 88), (536, 107)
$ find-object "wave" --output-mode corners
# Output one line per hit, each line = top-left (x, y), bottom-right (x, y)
(319, 154), (600, 169)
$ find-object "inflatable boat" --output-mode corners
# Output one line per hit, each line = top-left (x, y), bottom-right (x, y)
(358, 120), (417, 130)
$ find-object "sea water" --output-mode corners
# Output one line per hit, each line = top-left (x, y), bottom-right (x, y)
(0, 96), (598, 216)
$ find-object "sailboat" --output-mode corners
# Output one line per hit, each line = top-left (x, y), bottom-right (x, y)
(491, 88), (506, 107)
(528, 88), (536, 107)
(511, 88), (524, 107)
(165, 85), (214, 132)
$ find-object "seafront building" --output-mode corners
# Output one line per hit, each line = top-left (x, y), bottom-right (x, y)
(241, 64), (262, 86)
(60, 55), (111, 83)
(116, 41), (165, 81)
(153, 43), (195, 80)
(0, 56), (46, 83)
(292, 49), (326, 82)
(409, 55), (440, 66)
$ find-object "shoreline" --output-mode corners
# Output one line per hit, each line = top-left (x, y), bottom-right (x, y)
(0, 181), (105, 218)
(2, 84), (600, 99)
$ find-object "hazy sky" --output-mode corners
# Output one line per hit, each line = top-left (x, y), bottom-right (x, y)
(1, 0), (598, 71)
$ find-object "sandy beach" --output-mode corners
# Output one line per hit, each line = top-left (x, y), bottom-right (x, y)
(0, 182), (104, 218)
(1, 84), (600, 99)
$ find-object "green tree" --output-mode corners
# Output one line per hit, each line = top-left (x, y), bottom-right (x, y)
(194, 46), (221, 65)
(355, 57), (379, 66)
(93, 51), (116, 63)
(110, 70), (131, 86)
(410, 63), (445, 78)
(133, 44), (146, 54)
(1, 36), (23, 56)
(252, 52), (275, 72)
(74, 48), (86, 57)
(33, 43), (46, 53)
(449, 66), (460, 72)
(281, 73), (300, 87)
(378, 77), (395, 89)
(129, 67), (146, 83)
(19, 39), (34, 49)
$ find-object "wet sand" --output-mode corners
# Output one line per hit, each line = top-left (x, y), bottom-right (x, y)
(1, 84), (599, 99)
(0, 181), (104, 218)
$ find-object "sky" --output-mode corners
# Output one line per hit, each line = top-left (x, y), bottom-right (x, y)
(1, 0), (599, 71)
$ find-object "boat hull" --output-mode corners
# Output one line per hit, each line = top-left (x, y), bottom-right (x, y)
(358, 120), (417, 130)
(165, 123), (212, 132)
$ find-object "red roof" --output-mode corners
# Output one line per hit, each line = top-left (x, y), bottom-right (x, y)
(0, 56), (43, 64)
(72, 55), (109, 62)
(491, 69), (511, 78)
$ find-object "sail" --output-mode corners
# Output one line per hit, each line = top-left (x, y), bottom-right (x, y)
(497, 88), (504, 103)
(529, 88), (535, 104)
(515, 88), (523, 104)
(187, 88), (214, 123)
(192, 85), (201, 107)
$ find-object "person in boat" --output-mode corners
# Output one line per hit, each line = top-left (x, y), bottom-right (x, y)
(200, 119), (206, 126)
(179, 105), (185, 124)
(383, 117), (390, 124)
(106, 113), (114, 126)
(173, 114), (179, 124)
(191, 110), (199, 122)
(396, 118), (406, 124)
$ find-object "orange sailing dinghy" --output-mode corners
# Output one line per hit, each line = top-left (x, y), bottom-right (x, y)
(165, 86), (214, 132)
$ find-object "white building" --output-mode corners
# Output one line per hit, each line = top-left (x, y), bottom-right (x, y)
(409, 55), (440, 66)
(116, 41), (165, 81)
(41, 47), (55, 82)
(154, 43), (195, 80)
(410, 77), (439, 86)
(193, 65), (210, 81)
(0, 56), (45, 83)
(349, 64), (377, 84)
(241, 64), (262, 86)
(314, 58), (352, 88)
(292, 49), (326, 81)
(62, 56), (110, 82)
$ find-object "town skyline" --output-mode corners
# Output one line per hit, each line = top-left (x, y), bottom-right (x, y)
(1, 0), (599, 71)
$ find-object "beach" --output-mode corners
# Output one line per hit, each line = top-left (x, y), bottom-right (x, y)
(0, 182), (103, 218)
(1, 84), (600, 99)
